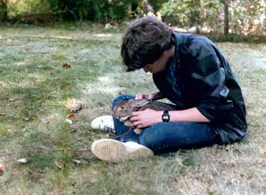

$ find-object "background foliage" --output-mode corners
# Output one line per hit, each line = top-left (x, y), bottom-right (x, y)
(0, 0), (265, 37)
(160, 0), (266, 36)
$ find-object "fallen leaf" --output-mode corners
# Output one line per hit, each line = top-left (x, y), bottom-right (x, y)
(73, 159), (82, 166)
(42, 119), (50, 124)
(37, 169), (47, 174)
(17, 158), (31, 164)
(62, 62), (71, 68)
(206, 178), (212, 187)
(92, 170), (102, 177)
(54, 160), (66, 169)
(0, 164), (5, 175)
(67, 113), (75, 118)
(70, 104), (82, 113)
(69, 124), (77, 133)
(65, 119), (73, 125)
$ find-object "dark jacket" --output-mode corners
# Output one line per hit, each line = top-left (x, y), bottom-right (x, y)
(153, 32), (247, 144)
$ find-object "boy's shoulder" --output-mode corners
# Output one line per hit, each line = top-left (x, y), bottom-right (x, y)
(174, 32), (209, 41)
(174, 32), (213, 50)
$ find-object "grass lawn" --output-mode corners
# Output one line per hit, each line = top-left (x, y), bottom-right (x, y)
(0, 24), (266, 195)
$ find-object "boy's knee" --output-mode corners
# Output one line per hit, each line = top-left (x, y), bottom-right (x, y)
(112, 94), (135, 109)
(138, 127), (162, 150)
(139, 133), (166, 153)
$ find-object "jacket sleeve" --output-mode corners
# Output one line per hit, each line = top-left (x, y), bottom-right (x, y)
(187, 38), (234, 124)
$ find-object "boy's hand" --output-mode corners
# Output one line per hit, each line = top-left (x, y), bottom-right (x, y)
(135, 91), (161, 100)
(135, 93), (154, 100)
(130, 109), (163, 128)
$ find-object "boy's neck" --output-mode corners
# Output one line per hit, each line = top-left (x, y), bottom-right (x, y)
(167, 46), (175, 59)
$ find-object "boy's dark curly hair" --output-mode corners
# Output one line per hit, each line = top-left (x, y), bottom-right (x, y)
(121, 16), (174, 72)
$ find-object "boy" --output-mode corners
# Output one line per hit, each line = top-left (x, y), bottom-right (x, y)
(91, 16), (247, 162)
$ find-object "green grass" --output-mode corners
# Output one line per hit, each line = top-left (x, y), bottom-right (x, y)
(0, 25), (266, 195)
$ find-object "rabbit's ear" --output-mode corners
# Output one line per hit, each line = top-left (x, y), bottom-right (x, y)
(130, 99), (150, 108)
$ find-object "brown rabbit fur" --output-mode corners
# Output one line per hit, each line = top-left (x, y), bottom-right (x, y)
(112, 99), (176, 134)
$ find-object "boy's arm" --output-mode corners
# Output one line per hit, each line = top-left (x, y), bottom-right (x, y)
(130, 107), (210, 129)
(167, 107), (210, 123)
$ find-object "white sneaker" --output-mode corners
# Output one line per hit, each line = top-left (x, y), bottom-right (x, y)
(91, 115), (115, 133)
(91, 139), (154, 162)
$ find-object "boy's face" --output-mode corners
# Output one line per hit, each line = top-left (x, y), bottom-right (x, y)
(142, 54), (167, 74)
(142, 46), (175, 74)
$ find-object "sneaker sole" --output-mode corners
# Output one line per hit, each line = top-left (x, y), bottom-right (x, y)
(91, 139), (153, 162)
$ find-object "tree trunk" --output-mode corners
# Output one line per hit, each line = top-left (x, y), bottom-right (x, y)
(222, 0), (229, 35)
(190, 0), (201, 33)
(0, 0), (8, 22)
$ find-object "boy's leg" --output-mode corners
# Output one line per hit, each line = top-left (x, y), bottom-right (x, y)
(92, 95), (219, 162)
(90, 94), (135, 134)
(138, 122), (220, 154)
(91, 94), (153, 162)
(91, 121), (219, 162)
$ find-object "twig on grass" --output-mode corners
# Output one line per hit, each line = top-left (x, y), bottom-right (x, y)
(0, 149), (91, 157)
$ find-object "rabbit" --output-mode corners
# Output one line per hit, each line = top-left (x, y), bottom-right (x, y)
(112, 99), (177, 134)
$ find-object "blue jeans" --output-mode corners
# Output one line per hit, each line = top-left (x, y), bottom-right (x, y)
(112, 94), (221, 154)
